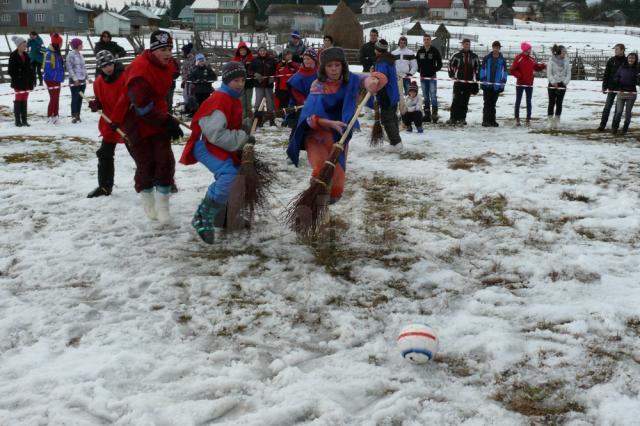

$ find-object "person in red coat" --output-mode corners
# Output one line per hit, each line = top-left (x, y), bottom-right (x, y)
(179, 62), (252, 244)
(86, 51), (127, 198)
(112, 30), (183, 224)
(510, 41), (546, 125)
(231, 41), (254, 119)
(274, 49), (299, 119)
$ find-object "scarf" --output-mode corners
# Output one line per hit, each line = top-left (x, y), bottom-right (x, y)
(219, 83), (241, 99)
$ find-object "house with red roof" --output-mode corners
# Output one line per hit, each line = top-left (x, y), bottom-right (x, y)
(428, 0), (469, 22)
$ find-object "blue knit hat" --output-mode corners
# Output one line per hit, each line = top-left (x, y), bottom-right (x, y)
(195, 53), (205, 62)
(291, 31), (301, 39)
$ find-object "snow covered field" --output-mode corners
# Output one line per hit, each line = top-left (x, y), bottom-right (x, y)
(2, 38), (640, 425)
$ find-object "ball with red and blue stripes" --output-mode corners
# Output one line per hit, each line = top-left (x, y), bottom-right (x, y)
(397, 324), (439, 364)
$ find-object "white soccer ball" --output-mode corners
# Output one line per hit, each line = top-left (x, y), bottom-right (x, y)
(397, 323), (438, 364)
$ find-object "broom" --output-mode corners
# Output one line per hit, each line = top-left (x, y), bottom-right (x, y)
(286, 91), (373, 235)
(79, 92), (129, 143)
(226, 98), (277, 230)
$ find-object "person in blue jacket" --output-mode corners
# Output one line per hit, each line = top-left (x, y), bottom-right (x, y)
(479, 40), (508, 127)
(43, 33), (65, 124)
(372, 39), (402, 149)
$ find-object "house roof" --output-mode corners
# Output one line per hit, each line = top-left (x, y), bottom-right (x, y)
(148, 7), (168, 16)
(265, 4), (324, 15)
(362, 0), (388, 9)
(191, 0), (246, 10)
(394, 1), (428, 9)
(321, 5), (337, 15)
(178, 5), (194, 19)
(428, 0), (469, 9)
(99, 11), (130, 21)
(125, 6), (162, 20)
(74, 4), (94, 13)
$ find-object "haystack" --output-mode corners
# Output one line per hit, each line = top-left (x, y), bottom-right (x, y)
(323, 1), (364, 50)
(406, 22), (426, 36)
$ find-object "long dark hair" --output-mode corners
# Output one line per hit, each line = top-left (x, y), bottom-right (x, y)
(551, 44), (565, 56)
(626, 52), (638, 68)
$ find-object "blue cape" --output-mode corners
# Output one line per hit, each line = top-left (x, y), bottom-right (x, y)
(287, 71), (317, 101)
(287, 72), (363, 170)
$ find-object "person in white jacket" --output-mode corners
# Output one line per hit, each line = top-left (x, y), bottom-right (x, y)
(547, 44), (572, 127)
(401, 81), (423, 133)
(392, 36), (418, 95)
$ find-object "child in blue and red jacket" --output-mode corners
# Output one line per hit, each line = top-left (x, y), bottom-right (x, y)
(285, 48), (318, 128)
(287, 47), (387, 204)
(179, 62), (253, 244)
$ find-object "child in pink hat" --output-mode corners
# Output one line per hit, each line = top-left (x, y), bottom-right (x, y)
(510, 41), (546, 125)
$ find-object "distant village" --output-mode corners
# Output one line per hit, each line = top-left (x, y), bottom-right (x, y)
(0, 0), (633, 37)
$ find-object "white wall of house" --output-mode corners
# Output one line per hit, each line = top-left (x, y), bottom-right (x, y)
(95, 13), (131, 36)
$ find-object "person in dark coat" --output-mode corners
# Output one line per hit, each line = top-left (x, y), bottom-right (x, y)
(416, 33), (442, 122)
(8, 35), (35, 127)
(611, 52), (639, 135)
(373, 39), (402, 149)
(359, 29), (378, 72)
(250, 44), (278, 126)
(94, 31), (127, 76)
(188, 53), (217, 108)
(447, 38), (480, 126)
(598, 43), (626, 131)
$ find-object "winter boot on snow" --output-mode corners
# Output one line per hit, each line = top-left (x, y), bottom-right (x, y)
(141, 189), (157, 220)
(155, 185), (172, 224)
(13, 101), (22, 127)
(423, 107), (431, 123)
(87, 186), (111, 198)
(431, 108), (439, 124)
(20, 102), (29, 127)
(622, 121), (630, 134)
(191, 197), (227, 244)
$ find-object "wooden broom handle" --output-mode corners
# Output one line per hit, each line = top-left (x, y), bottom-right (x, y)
(336, 91), (372, 147)
(79, 91), (128, 141)
(250, 97), (267, 135)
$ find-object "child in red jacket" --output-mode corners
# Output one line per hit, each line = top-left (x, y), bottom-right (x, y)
(87, 51), (127, 198)
(510, 42), (546, 125)
(275, 49), (299, 114)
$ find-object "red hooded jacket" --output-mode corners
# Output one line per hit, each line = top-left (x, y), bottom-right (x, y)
(510, 53), (546, 86)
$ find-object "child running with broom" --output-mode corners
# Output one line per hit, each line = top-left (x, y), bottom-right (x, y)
(179, 62), (253, 244)
(286, 47), (387, 205)
(284, 48), (319, 128)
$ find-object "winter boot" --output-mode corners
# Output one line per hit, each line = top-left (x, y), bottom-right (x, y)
(20, 102), (29, 126)
(431, 108), (439, 124)
(515, 118), (521, 127)
(423, 109), (431, 123)
(141, 189), (157, 220)
(622, 121), (630, 134)
(155, 185), (171, 224)
(191, 197), (227, 244)
(547, 115), (554, 129)
(87, 186), (111, 198)
(13, 101), (22, 127)
(405, 125), (413, 133)
(72, 113), (79, 124)
(417, 126), (424, 133)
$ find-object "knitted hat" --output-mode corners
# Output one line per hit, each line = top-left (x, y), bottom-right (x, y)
(291, 31), (301, 39)
(195, 53), (205, 62)
(408, 81), (418, 94)
(70, 38), (82, 49)
(150, 30), (173, 51)
(50, 33), (63, 47)
(11, 35), (26, 47)
(221, 61), (246, 84)
(521, 41), (532, 53)
(96, 50), (115, 68)
(320, 47), (346, 66)
(258, 43), (267, 51)
(302, 48), (318, 64)
(181, 42), (193, 55)
(374, 39), (389, 52)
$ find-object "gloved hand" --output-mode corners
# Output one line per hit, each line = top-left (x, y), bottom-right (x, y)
(88, 99), (102, 112)
(165, 117), (184, 140)
(109, 122), (120, 132)
(254, 73), (263, 83)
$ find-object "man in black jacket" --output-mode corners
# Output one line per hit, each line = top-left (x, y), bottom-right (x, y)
(359, 29), (379, 72)
(94, 31), (127, 76)
(416, 33), (442, 122)
(447, 39), (480, 125)
(598, 43), (626, 131)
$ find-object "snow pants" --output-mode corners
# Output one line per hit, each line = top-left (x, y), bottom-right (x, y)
(381, 104), (402, 146)
(129, 133), (175, 193)
(193, 138), (238, 204)
(305, 128), (347, 200)
(450, 82), (473, 121)
(402, 111), (423, 129)
(483, 89), (500, 124)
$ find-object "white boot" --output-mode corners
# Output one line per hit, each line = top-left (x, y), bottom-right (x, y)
(141, 191), (157, 220)
(553, 116), (560, 129)
(155, 192), (171, 224)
